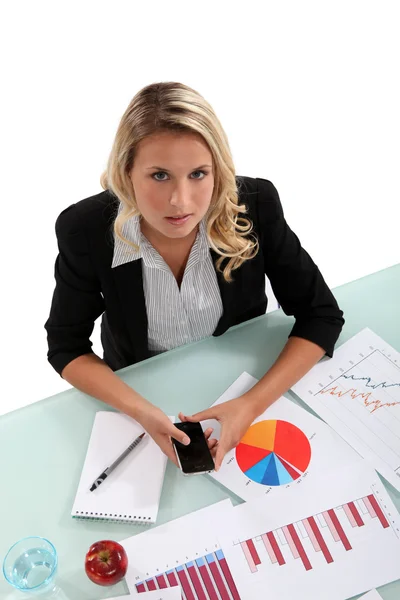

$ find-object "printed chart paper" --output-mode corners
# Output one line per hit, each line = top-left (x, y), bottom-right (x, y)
(121, 499), (241, 599)
(291, 328), (400, 491)
(109, 588), (182, 599)
(204, 372), (364, 502)
(218, 464), (400, 600)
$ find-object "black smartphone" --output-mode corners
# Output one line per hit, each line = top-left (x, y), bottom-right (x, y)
(172, 422), (215, 475)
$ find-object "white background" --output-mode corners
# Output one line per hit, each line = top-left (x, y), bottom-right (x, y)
(0, 1), (399, 415)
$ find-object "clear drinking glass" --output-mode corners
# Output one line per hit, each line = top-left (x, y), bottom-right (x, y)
(2, 536), (58, 595)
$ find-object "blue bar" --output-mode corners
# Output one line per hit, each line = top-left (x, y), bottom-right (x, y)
(176, 565), (183, 572)
(196, 557), (205, 568)
(186, 561), (194, 568)
(166, 569), (174, 575)
(216, 550), (224, 561)
(206, 553), (215, 564)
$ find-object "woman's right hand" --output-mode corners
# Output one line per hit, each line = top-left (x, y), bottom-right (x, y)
(133, 399), (216, 466)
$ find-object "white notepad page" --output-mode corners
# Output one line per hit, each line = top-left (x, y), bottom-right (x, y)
(71, 411), (172, 523)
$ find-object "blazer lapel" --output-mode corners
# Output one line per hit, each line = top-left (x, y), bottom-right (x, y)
(210, 249), (238, 336)
(112, 258), (150, 363)
(112, 248), (239, 358)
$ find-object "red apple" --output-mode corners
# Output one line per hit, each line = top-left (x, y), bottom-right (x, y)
(85, 540), (128, 586)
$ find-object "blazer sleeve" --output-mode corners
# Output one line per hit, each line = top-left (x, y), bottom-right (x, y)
(255, 178), (344, 357)
(44, 203), (105, 376)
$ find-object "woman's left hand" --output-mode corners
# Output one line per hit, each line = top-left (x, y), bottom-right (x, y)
(179, 395), (260, 471)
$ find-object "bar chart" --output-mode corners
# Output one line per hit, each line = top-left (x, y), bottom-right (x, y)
(237, 493), (389, 574)
(122, 500), (244, 600)
(135, 549), (240, 599)
(219, 471), (400, 600)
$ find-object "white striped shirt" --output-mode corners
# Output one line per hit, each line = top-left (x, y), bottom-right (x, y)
(111, 207), (223, 355)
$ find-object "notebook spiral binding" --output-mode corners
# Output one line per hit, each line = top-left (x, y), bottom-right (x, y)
(72, 511), (152, 524)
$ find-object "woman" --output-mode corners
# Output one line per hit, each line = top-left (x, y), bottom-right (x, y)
(45, 81), (344, 471)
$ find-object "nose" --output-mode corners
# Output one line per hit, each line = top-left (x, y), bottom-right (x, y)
(169, 181), (189, 208)
(169, 198), (186, 211)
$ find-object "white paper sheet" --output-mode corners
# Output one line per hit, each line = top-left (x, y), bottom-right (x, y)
(120, 499), (238, 598)
(109, 587), (181, 599)
(217, 463), (400, 600)
(204, 372), (365, 503)
(291, 327), (400, 491)
(360, 590), (383, 599)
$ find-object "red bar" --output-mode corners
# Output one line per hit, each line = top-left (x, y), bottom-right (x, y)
(208, 559), (230, 600)
(187, 564), (207, 600)
(348, 501), (364, 527)
(146, 578), (157, 591)
(136, 583), (146, 593)
(307, 517), (334, 564)
(177, 567), (195, 600)
(287, 524), (312, 571)
(217, 556), (241, 600)
(282, 526), (299, 559)
(197, 563), (218, 600)
(266, 531), (286, 566)
(156, 574), (168, 588)
(367, 494), (390, 528)
(246, 539), (261, 565)
(166, 571), (179, 586)
(343, 504), (357, 527)
(241, 542), (257, 573)
(327, 509), (352, 551)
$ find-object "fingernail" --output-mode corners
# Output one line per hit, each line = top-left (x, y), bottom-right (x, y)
(183, 437), (190, 445)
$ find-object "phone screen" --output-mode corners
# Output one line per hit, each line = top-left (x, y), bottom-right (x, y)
(172, 422), (215, 474)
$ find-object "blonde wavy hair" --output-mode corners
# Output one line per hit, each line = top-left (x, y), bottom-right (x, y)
(100, 81), (259, 282)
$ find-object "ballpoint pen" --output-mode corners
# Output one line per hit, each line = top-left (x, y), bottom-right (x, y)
(89, 432), (146, 491)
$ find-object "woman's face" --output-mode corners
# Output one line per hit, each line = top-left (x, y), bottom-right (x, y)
(129, 131), (214, 244)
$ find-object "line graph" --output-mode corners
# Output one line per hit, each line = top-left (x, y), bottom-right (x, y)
(291, 328), (400, 491)
(316, 350), (400, 413)
(342, 373), (400, 391)
(315, 349), (400, 457)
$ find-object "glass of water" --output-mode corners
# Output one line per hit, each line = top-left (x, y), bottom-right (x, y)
(2, 536), (58, 594)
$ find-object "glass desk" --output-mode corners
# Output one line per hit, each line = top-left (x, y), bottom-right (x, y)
(1, 264), (399, 599)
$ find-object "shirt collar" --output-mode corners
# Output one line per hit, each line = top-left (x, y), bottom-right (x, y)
(111, 204), (211, 269)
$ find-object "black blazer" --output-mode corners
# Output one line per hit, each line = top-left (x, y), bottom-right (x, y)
(45, 176), (344, 376)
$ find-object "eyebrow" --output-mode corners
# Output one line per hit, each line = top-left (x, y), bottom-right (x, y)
(145, 164), (212, 171)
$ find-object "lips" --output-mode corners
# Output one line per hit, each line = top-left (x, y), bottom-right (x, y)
(167, 214), (190, 219)
(165, 214), (192, 226)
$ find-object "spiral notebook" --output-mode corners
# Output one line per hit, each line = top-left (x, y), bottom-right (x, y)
(71, 411), (172, 524)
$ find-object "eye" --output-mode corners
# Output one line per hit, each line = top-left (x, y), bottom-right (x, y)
(151, 170), (208, 181)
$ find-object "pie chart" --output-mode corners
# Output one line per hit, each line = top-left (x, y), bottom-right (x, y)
(235, 420), (311, 486)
